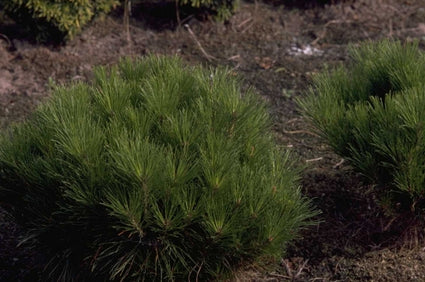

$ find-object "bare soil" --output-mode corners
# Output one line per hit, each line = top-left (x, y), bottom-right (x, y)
(1, 0), (425, 280)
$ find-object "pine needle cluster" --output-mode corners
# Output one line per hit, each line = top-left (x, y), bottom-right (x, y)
(3, 0), (118, 41)
(179, 0), (238, 20)
(0, 56), (315, 281)
(298, 40), (425, 209)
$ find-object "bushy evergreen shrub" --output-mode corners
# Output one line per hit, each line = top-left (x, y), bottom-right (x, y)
(3, 0), (118, 41)
(281, 0), (337, 6)
(178, 0), (238, 20)
(298, 40), (425, 209)
(0, 56), (315, 281)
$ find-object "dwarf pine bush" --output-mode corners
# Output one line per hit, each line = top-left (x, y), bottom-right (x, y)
(3, 0), (118, 41)
(298, 40), (425, 208)
(0, 56), (315, 281)
(2, 0), (237, 41)
(179, 0), (238, 20)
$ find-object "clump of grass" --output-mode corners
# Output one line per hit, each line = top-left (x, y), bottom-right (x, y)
(0, 55), (316, 281)
(298, 40), (425, 210)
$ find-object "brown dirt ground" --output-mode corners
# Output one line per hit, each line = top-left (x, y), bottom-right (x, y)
(2, 0), (425, 280)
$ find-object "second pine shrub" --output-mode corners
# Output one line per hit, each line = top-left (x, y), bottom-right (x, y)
(298, 40), (425, 209)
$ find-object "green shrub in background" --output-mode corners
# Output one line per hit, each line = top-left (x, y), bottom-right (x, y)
(3, 0), (119, 41)
(0, 56), (315, 281)
(298, 40), (425, 209)
(2, 0), (238, 41)
(178, 0), (238, 21)
(281, 0), (336, 6)
(262, 0), (336, 8)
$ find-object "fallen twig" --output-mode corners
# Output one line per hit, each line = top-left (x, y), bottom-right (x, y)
(237, 17), (253, 29)
(175, 0), (181, 27)
(180, 15), (194, 26)
(283, 129), (320, 137)
(268, 272), (291, 279)
(195, 260), (204, 282)
(0, 33), (11, 48)
(285, 118), (301, 124)
(241, 22), (254, 34)
(295, 259), (309, 278)
(281, 258), (293, 277)
(306, 157), (323, 163)
(333, 158), (345, 169)
(281, 258), (309, 280)
(227, 54), (240, 61)
(184, 24), (216, 62)
(311, 20), (352, 46)
(123, 0), (133, 53)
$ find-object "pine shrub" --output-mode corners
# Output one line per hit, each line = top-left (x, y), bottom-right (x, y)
(178, 0), (238, 21)
(298, 40), (425, 209)
(3, 0), (119, 41)
(0, 56), (315, 281)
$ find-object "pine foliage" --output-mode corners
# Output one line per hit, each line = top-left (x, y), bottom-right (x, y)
(298, 40), (425, 209)
(2, 0), (238, 41)
(3, 0), (119, 41)
(0, 56), (315, 281)
(179, 0), (238, 20)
